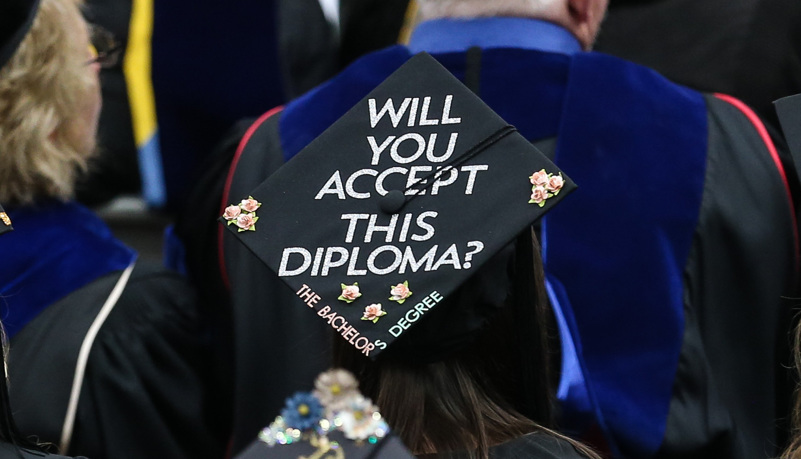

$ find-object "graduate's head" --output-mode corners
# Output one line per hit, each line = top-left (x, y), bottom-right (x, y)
(415, 0), (609, 50)
(331, 231), (561, 457)
(0, 0), (102, 205)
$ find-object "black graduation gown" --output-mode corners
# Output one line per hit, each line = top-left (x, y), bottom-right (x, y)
(7, 262), (229, 459)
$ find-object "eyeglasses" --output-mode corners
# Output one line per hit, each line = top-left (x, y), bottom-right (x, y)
(86, 24), (122, 68)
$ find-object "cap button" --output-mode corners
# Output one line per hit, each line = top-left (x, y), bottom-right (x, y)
(380, 190), (406, 214)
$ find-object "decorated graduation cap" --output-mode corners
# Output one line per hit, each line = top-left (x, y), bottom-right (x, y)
(0, 0), (40, 72)
(222, 52), (576, 360)
(0, 204), (13, 236)
(235, 369), (414, 459)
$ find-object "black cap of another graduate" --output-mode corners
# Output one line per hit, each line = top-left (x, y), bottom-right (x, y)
(0, 0), (40, 72)
(221, 52), (576, 360)
(0, 204), (13, 236)
(234, 369), (414, 459)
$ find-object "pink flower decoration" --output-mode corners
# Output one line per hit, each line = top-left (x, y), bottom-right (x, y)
(235, 213), (258, 232)
(223, 205), (241, 221)
(389, 281), (412, 304)
(529, 169), (549, 187)
(547, 174), (564, 193)
(529, 186), (549, 207)
(339, 283), (362, 303)
(361, 304), (387, 323)
(240, 197), (262, 212)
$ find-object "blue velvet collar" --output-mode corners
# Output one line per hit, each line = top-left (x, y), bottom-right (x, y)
(0, 201), (136, 338)
(407, 17), (582, 55)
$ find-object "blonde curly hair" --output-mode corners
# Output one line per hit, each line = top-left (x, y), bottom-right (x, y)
(0, 0), (98, 205)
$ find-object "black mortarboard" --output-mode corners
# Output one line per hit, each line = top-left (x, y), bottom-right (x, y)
(0, 204), (13, 236)
(222, 53), (576, 360)
(234, 369), (415, 459)
(0, 0), (40, 72)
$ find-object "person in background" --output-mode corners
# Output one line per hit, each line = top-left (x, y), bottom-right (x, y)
(209, 46), (599, 457)
(0, 206), (85, 459)
(0, 0), (229, 457)
(75, 0), (414, 212)
(595, 0), (801, 133)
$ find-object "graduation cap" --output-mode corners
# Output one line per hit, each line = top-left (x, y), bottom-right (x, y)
(234, 369), (415, 459)
(0, 0), (40, 72)
(222, 52), (576, 360)
(0, 204), (13, 236)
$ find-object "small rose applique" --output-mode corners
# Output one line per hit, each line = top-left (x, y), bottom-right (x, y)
(222, 205), (241, 220)
(338, 283), (362, 303)
(528, 169), (563, 207)
(240, 197), (262, 213)
(547, 174), (564, 193)
(361, 303), (387, 323)
(530, 186), (548, 205)
(223, 196), (262, 232)
(235, 213), (258, 232)
(529, 170), (549, 187)
(388, 281), (412, 304)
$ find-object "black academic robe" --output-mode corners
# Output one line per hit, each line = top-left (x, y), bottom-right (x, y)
(175, 43), (798, 458)
(2, 202), (228, 459)
(11, 265), (228, 459)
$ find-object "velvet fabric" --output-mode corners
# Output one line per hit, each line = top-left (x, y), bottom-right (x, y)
(277, 45), (708, 457)
(0, 201), (136, 337)
(546, 53), (707, 456)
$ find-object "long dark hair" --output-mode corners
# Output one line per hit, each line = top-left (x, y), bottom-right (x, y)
(335, 229), (599, 458)
(783, 318), (801, 459)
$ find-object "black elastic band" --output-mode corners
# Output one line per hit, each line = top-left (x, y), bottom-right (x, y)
(396, 125), (518, 207)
